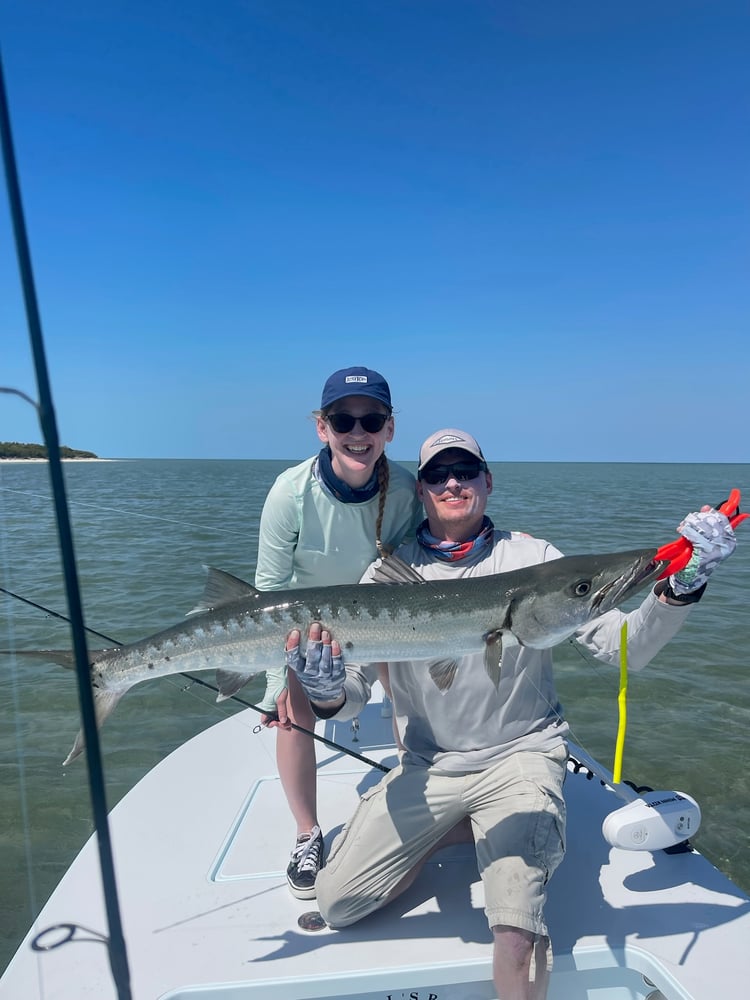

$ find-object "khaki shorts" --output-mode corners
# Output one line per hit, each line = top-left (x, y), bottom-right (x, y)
(317, 744), (567, 937)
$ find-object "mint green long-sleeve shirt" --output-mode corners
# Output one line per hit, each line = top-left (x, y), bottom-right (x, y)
(255, 455), (422, 591)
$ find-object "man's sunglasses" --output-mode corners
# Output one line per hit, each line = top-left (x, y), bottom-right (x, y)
(325, 412), (390, 434)
(419, 460), (487, 486)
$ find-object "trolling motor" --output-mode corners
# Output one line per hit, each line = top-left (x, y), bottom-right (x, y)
(602, 788), (701, 851)
(571, 745), (702, 852)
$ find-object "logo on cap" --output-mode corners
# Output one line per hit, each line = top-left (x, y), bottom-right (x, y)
(431, 434), (466, 445)
(345, 376), (368, 384)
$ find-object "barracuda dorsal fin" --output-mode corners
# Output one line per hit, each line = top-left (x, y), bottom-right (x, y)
(369, 554), (428, 585)
(188, 566), (261, 615)
(483, 629), (504, 687)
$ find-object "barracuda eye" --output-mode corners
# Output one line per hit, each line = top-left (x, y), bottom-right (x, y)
(574, 579), (592, 597)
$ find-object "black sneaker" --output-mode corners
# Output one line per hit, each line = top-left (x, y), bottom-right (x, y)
(286, 826), (324, 900)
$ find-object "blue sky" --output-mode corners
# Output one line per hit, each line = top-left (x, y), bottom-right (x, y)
(1, 1), (748, 462)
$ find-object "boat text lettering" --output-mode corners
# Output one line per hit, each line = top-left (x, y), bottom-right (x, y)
(385, 992), (439, 999)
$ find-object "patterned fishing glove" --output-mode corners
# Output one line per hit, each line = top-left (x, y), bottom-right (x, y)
(285, 628), (345, 704)
(257, 662), (287, 713)
(670, 507), (737, 595)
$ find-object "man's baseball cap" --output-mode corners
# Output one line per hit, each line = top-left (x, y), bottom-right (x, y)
(418, 428), (487, 472)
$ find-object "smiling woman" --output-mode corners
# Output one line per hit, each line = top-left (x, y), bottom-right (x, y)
(317, 403), (393, 493)
(252, 365), (422, 899)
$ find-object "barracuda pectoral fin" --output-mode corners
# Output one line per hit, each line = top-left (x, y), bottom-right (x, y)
(428, 659), (459, 691)
(188, 566), (261, 616)
(215, 668), (256, 701)
(369, 554), (428, 585)
(482, 629), (504, 687)
(63, 687), (127, 767)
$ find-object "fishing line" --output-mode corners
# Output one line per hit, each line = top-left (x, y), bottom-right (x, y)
(1, 49), (132, 999)
(0, 584), (390, 773)
(507, 633), (637, 792)
(0, 484), (249, 537)
(515, 628), (673, 816)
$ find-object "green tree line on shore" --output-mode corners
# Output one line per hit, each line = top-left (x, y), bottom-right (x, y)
(0, 442), (99, 459)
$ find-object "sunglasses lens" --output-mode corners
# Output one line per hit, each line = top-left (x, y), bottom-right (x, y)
(359, 413), (388, 433)
(327, 413), (388, 434)
(422, 462), (483, 485)
(327, 413), (356, 433)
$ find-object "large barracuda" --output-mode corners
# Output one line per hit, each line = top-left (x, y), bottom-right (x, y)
(62, 547), (666, 764)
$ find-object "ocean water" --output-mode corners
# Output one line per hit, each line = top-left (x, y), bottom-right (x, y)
(0, 458), (748, 973)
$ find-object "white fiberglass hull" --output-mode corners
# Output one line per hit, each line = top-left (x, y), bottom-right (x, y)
(2, 689), (749, 1000)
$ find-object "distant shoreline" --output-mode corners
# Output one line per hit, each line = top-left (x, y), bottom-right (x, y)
(0, 458), (114, 464)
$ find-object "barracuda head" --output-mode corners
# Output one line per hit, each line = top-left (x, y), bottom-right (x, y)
(506, 548), (667, 649)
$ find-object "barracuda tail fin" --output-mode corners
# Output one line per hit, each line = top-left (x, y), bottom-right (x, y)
(63, 687), (127, 766)
(1, 647), (130, 764)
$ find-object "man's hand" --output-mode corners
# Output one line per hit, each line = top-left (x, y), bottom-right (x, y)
(285, 622), (345, 705)
(670, 505), (737, 595)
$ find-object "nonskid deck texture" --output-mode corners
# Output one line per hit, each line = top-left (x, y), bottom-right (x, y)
(2, 694), (749, 1000)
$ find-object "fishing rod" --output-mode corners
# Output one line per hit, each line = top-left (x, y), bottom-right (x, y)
(0, 584), (390, 773)
(0, 47), (131, 994)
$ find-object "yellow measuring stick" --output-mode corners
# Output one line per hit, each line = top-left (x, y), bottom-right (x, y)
(612, 621), (628, 784)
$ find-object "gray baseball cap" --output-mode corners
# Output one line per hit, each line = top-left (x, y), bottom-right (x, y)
(418, 428), (486, 471)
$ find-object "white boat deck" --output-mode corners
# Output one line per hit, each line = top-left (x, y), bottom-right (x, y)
(2, 690), (749, 999)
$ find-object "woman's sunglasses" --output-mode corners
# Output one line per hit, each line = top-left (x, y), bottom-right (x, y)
(325, 412), (390, 434)
(419, 460), (487, 486)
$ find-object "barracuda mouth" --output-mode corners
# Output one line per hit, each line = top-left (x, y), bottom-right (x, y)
(594, 553), (669, 613)
(638, 555), (669, 586)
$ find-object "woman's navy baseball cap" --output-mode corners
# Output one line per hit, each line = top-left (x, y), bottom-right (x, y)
(320, 367), (392, 410)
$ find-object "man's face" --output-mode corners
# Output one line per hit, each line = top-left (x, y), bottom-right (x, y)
(417, 448), (492, 540)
